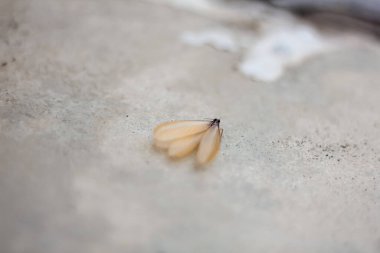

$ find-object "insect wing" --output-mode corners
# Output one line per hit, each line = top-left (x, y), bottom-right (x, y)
(168, 132), (204, 158)
(154, 120), (210, 148)
(196, 125), (222, 165)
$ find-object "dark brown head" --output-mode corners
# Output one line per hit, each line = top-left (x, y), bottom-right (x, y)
(210, 118), (220, 127)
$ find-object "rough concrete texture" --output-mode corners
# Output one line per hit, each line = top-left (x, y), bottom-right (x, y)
(0, 0), (380, 253)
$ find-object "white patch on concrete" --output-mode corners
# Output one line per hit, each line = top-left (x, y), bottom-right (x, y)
(181, 24), (331, 82)
(181, 29), (238, 52)
(239, 25), (329, 82)
(157, 0), (334, 82)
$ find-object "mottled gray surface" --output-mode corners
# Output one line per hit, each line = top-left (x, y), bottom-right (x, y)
(1, 0), (380, 253)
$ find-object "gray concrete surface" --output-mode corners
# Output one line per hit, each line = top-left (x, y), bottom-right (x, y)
(0, 0), (380, 252)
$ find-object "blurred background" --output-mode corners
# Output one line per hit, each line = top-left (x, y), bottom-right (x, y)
(261, 0), (380, 23)
(0, 0), (380, 253)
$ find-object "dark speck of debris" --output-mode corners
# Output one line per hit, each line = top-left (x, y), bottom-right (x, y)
(1, 62), (7, 67)
(126, 115), (129, 117)
(340, 144), (349, 148)
(9, 19), (18, 30)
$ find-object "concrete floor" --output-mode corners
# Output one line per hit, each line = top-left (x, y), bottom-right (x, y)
(0, 0), (380, 252)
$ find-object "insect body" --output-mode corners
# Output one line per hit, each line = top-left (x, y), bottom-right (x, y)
(153, 119), (223, 165)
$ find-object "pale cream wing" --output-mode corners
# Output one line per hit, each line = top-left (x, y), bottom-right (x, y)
(196, 125), (221, 165)
(168, 132), (204, 158)
(154, 120), (210, 149)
